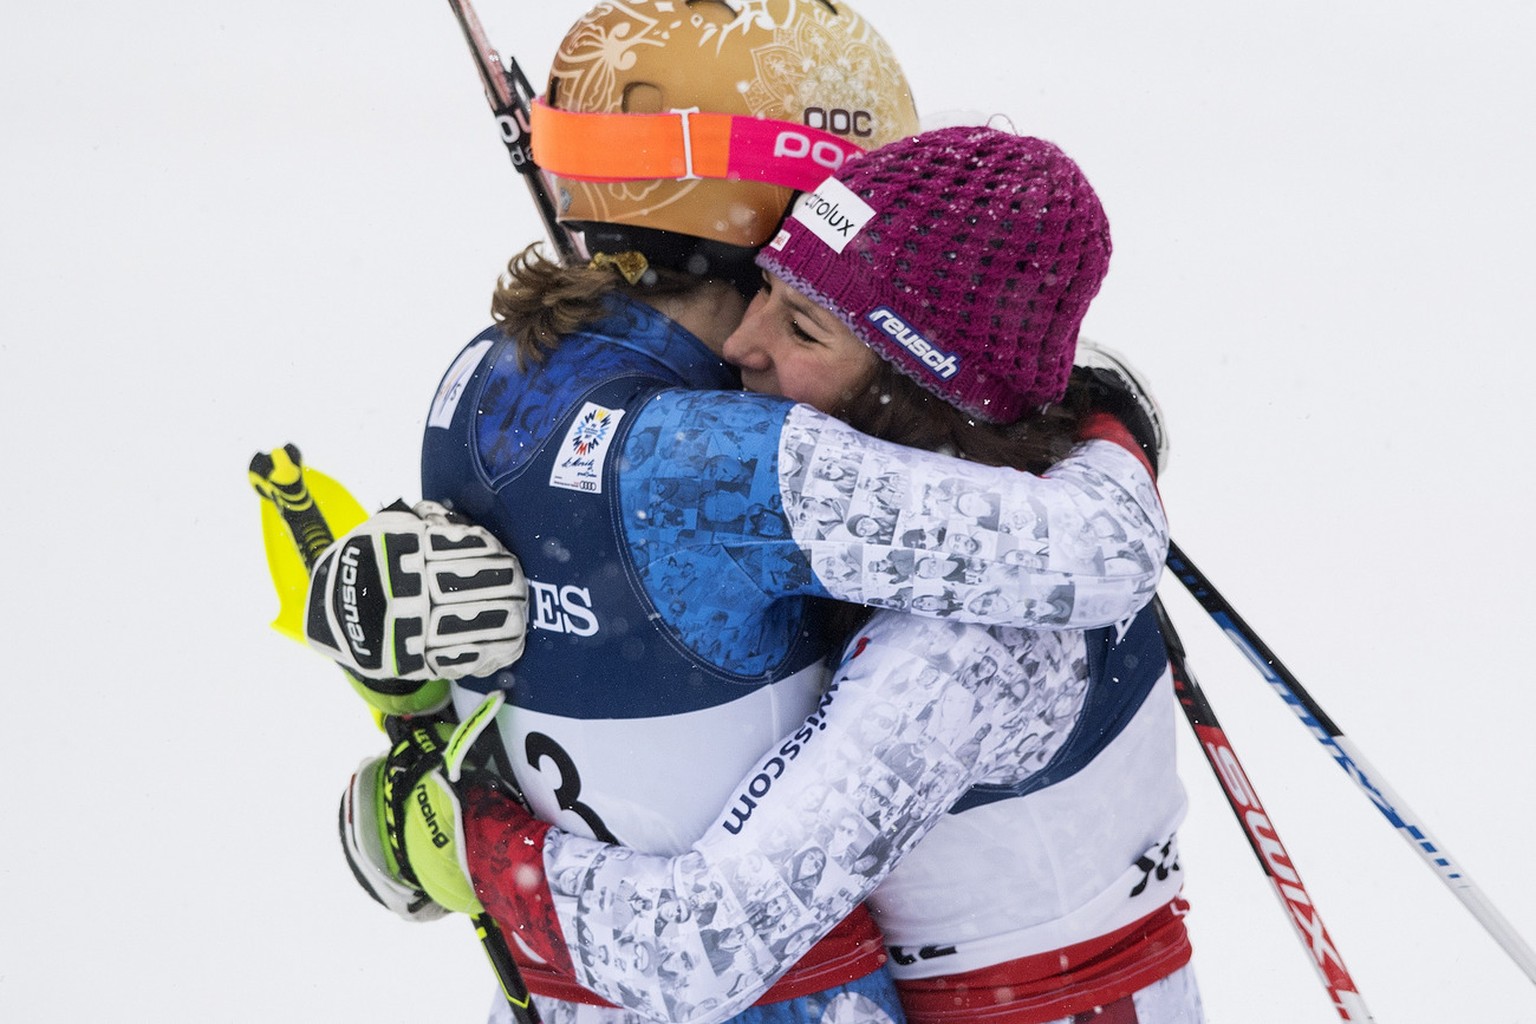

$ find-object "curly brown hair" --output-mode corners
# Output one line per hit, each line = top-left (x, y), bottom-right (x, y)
(489, 244), (706, 369)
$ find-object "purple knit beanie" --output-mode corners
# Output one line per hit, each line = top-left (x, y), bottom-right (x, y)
(757, 126), (1111, 423)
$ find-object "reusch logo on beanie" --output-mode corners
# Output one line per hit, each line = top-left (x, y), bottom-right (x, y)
(757, 126), (1111, 424)
(866, 308), (960, 381)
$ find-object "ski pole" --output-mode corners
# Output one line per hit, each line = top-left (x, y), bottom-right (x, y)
(444, 0), (578, 264)
(248, 444), (336, 568)
(1155, 597), (1374, 1022)
(1165, 540), (1536, 987)
(249, 445), (544, 1024)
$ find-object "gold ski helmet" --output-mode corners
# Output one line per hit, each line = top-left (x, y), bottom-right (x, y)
(533, 0), (919, 258)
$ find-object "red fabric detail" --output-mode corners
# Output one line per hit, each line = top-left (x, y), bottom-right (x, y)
(514, 959), (622, 1006)
(1071, 993), (1138, 1024)
(756, 907), (888, 1003)
(462, 786), (576, 979)
(464, 784), (888, 1007)
(1077, 411), (1156, 482)
(509, 907), (887, 1007)
(896, 898), (1191, 1024)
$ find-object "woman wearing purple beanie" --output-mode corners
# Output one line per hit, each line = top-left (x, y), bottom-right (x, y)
(457, 126), (1203, 1024)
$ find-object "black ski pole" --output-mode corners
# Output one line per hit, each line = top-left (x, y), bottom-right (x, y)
(444, 0), (579, 264)
(1165, 540), (1536, 986)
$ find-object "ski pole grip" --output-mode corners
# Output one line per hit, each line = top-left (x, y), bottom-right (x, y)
(249, 444), (335, 570)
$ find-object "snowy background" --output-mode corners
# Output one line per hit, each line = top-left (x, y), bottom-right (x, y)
(3, 1), (1534, 1021)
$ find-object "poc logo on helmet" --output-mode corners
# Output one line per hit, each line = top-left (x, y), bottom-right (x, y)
(804, 107), (874, 139)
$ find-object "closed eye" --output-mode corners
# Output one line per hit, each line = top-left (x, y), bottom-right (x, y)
(789, 319), (821, 345)
(761, 269), (837, 347)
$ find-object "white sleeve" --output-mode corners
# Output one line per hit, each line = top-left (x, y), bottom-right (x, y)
(779, 404), (1167, 628)
(536, 614), (1090, 1024)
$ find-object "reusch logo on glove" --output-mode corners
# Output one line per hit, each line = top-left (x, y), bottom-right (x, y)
(334, 538), (387, 670)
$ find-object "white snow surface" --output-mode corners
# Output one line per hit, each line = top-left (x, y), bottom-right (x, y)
(3, 1), (1534, 1021)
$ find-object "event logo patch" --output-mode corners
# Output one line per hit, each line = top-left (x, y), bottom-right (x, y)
(428, 339), (494, 430)
(550, 402), (626, 494)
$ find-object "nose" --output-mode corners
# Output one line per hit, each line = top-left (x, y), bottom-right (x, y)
(721, 291), (773, 372)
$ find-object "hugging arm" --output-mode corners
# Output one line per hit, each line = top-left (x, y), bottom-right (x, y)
(621, 391), (1167, 633)
(306, 388), (1163, 689)
(462, 614), (1090, 1024)
(778, 406), (1167, 628)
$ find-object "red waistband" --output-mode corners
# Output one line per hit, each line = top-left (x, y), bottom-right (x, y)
(518, 904), (888, 1007)
(754, 904), (889, 1003)
(896, 898), (1192, 1024)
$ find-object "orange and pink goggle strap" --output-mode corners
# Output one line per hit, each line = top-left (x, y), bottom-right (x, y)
(530, 98), (870, 192)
